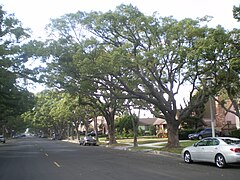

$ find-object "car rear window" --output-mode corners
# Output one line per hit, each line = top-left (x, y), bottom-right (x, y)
(222, 139), (240, 145)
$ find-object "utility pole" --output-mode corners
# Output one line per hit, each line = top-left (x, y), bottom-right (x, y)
(209, 95), (215, 137)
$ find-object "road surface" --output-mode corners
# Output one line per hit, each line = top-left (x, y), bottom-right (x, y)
(0, 137), (239, 180)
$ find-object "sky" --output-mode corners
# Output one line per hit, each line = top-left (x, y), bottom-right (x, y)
(1, 0), (239, 39)
(1, 0), (239, 116)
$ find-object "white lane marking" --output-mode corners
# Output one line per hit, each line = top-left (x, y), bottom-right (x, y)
(53, 161), (61, 168)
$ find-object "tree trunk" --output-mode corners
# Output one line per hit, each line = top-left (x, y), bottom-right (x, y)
(71, 125), (75, 140)
(103, 108), (117, 145)
(133, 132), (138, 147)
(75, 125), (80, 140)
(132, 116), (138, 147)
(94, 116), (98, 141)
(231, 99), (240, 119)
(108, 122), (117, 145)
(166, 121), (180, 148)
(71, 118), (80, 140)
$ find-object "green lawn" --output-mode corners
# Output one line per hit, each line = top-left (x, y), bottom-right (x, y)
(99, 137), (198, 154)
(99, 136), (165, 145)
(159, 140), (198, 154)
(127, 140), (198, 154)
(117, 137), (167, 144)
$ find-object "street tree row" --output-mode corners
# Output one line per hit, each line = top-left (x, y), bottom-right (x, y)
(27, 4), (239, 147)
(1, 4), (239, 148)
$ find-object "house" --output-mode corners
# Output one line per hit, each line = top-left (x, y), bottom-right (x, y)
(203, 96), (240, 135)
(138, 117), (167, 137)
(78, 116), (108, 135)
(136, 96), (240, 137)
(77, 96), (240, 138)
(78, 116), (168, 137)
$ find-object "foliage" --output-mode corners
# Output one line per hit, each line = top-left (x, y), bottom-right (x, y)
(148, 125), (157, 136)
(37, 12), (130, 144)
(229, 129), (240, 138)
(77, 4), (220, 147)
(22, 90), (82, 138)
(233, 5), (240, 21)
(29, 4), (240, 148)
(178, 129), (196, 140)
(0, 6), (34, 135)
(203, 26), (240, 119)
(115, 114), (139, 136)
(9, 4), (240, 148)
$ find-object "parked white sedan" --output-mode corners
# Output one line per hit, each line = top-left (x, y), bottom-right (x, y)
(182, 137), (240, 168)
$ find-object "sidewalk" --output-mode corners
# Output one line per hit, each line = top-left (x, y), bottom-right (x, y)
(62, 138), (181, 157)
(62, 138), (167, 148)
(109, 142), (181, 158)
(62, 139), (79, 144)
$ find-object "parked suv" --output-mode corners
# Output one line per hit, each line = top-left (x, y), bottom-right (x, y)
(188, 128), (220, 140)
(0, 135), (6, 143)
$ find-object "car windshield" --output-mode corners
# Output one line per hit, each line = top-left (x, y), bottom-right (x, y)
(222, 138), (240, 145)
(195, 128), (204, 133)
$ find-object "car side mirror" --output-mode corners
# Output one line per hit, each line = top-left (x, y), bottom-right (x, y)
(193, 143), (197, 147)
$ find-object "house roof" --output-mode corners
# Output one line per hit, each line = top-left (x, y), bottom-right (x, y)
(153, 118), (166, 125)
(139, 118), (166, 126)
(139, 118), (157, 125)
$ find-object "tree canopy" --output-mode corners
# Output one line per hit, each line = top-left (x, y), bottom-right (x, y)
(29, 4), (240, 147)
(1, 4), (240, 149)
(233, 4), (240, 21)
(0, 6), (34, 135)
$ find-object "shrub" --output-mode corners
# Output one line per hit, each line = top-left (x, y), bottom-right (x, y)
(178, 129), (196, 140)
(138, 128), (145, 136)
(229, 129), (240, 138)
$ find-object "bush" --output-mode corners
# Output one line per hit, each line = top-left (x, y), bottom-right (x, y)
(149, 125), (156, 136)
(229, 129), (240, 138)
(178, 129), (196, 140)
(138, 128), (145, 136)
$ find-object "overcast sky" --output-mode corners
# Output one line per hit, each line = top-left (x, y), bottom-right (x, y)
(1, 0), (239, 114)
(1, 0), (239, 39)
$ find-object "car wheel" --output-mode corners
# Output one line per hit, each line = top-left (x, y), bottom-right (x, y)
(184, 151), (192, 163)
(215, 154), (226, 168)
(198, 135), (202, 140)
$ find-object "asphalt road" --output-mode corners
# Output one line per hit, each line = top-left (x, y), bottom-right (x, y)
(0, 137), (240, 180)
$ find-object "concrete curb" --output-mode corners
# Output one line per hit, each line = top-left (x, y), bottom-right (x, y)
(109, 144), (181, 158)
(62, 139), (181, 158)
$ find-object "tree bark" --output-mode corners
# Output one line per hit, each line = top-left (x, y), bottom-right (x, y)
(166, 120), (180, 148)
(108, 122), (117, 145)
(94, 115), (98, 141)
(131, 116), (138, 147)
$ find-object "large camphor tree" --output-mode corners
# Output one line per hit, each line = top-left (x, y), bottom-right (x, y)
(77, 4), (238, 147)
(34, 4), (239, 147)
(38, 13), (127, 144)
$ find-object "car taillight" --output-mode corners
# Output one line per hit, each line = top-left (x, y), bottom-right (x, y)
(230, 148), (240, 153)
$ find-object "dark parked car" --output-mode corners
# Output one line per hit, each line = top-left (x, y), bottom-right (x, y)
(188, 128), (220, 140)
(0, 135), (6, 143)
(79, 136), (97, 146)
